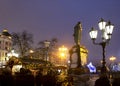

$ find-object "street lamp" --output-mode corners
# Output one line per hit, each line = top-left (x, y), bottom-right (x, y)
(89, 18), (114, 75)
(29, 49), (34, 59)
(109, 56), (116, 62)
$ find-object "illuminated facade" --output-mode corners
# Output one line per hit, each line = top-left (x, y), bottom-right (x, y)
(0, 29), (12, 62)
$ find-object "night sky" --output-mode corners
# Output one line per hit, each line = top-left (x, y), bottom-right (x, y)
(0, 0), (120, 64)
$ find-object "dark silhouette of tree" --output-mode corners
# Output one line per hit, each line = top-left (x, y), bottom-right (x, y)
(50, 38), (58, 48)
(12, 30), (33, 57)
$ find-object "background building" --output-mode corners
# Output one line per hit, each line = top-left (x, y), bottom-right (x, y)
(0, 29), (12, 66)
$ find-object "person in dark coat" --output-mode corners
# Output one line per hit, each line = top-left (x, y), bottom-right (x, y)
(35, 71), (43, 86)
(94, 74), (111, 86)
(0, 70), (14, 86)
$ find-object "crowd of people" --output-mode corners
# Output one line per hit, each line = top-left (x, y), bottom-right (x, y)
(0, 68), (73, 86)
(0, 67), (120, 86)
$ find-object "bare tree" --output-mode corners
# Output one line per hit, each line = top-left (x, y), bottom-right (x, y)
(12, 30), (34, 57)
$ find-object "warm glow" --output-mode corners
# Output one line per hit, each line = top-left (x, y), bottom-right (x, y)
(60, 53), (65, 58)
(68, 60), (70, 64)
(8, 36), (12, 39)
(109, 56), (116, 61)
(29, 49), (34, 53)
(58, 45), (68, 65)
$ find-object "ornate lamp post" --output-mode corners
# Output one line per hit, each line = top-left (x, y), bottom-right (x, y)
(89, 18), (114, 75)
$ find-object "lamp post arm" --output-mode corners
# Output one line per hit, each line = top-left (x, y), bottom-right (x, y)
(92, 39), (109, 46)
(92, 39), (101, 45)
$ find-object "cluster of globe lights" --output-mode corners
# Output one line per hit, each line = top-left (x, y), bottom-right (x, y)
(89, 18), (114, 41)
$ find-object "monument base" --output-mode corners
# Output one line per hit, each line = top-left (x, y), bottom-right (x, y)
(68, 67), (90, 86)
(68, 66), (89, 75)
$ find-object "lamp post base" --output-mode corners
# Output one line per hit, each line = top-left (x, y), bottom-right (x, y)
(100, 66), (109, 77)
